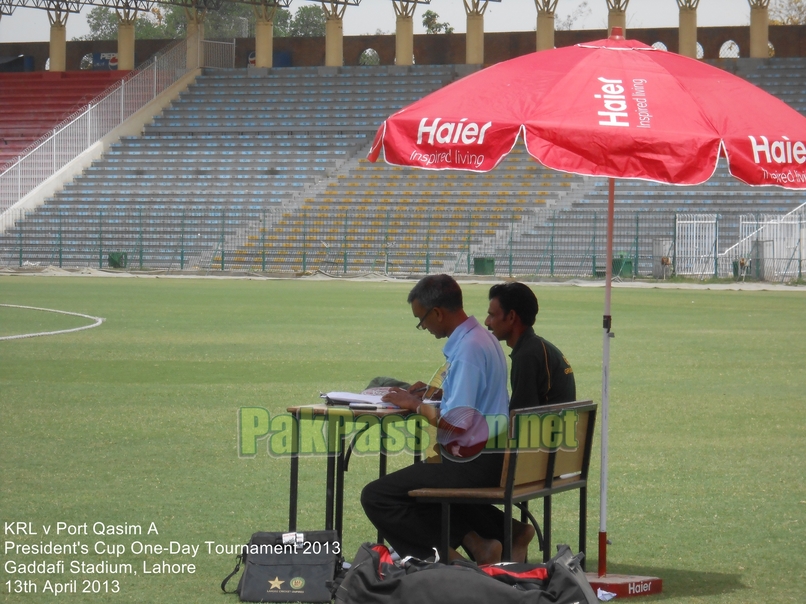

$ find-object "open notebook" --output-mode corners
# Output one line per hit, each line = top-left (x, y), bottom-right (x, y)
(321, 388), (441, 410)
(321, 391), (398, 409)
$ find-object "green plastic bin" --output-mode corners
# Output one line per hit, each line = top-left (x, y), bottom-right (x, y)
(473, 257), (495, 276)
(108, 252), (128, 269)
(612, 257), (633, 278)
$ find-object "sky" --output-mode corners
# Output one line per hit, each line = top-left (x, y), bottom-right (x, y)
(0, 0), (754, 43)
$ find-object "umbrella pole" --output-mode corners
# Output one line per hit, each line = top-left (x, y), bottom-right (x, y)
(599, 177), (615, 577)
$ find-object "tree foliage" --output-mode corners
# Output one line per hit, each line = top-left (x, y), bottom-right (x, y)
(75, 6), (172, 41)
(422, 10), (453, 34)
(74, 3), (325, 42)
(769, 0), (806, 24)
(556, 1), (591, 31)
(286, 4), (326, 37)
(273, 8), (292, 37)
(202, 2), (258, 39)
(77, 6), (117, 40)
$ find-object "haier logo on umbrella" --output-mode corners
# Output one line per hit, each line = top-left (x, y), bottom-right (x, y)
(417, 118), (493, 145)
(596, 77), (629, 127)
(596, 77), (652, 129)
(749, 135), (806, 184)
(748, 136), (806, 165)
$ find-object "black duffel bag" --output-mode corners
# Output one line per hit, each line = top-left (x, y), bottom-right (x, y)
(334, 542), (596, 604)
(222, 530), (343, 602)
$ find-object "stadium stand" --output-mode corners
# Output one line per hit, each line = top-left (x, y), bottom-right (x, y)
(0, 65), (457, 269)
(491, 159), (805, 278)
(0, 58), (804, 277)
(0, 71), (129, 169)
(478, 58), (806, 277)
(741, 57), (806, 115)
(236, 59), (806, 276)
(248, 147), (578, 274)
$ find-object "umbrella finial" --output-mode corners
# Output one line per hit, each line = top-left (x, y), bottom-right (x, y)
(609, 27), (624, 40)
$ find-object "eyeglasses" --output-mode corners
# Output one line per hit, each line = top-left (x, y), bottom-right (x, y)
(416, 307), (434, 330)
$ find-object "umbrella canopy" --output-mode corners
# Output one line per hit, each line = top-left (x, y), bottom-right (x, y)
(369, 35), (806, 189)
(368, 31), (806, 577)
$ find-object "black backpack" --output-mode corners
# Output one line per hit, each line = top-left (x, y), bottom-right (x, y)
(222, 531), (342, 602)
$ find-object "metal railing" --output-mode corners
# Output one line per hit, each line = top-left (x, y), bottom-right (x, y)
(4, 203), (802, 282)
(201, 39), (236, 69)
(719, 204), (805, 281)
(482, 208), (678, 280)
(674, 213), (719, 278)
(0, 36), (193, 214)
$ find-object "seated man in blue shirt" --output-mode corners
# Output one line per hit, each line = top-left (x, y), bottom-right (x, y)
(361, 274), (509, 564)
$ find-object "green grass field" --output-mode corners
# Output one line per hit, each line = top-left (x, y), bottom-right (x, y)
(1, 276), (804, 603)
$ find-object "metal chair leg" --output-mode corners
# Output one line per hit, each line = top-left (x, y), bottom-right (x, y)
(515, 501), (545, 553)
(440, 502), (451, 563)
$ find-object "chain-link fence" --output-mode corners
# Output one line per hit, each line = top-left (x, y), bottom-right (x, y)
(0, 205), (269, 272)
(2, 204), (802, 282)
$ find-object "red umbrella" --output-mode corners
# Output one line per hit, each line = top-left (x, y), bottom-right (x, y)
(370, 33), (806, 187)
(368, 29), (806, 578)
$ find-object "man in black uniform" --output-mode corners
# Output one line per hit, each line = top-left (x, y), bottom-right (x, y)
(485, 282), (576, 408)
(458, 282), (575, 562)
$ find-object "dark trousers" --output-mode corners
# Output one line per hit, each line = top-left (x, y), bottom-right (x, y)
(360, 451), (504, 559)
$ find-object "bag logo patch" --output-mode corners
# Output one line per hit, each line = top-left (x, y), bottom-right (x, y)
(290, 577), (306, 590)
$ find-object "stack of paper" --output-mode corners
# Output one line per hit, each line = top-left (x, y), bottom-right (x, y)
(321, 392), (399, 409)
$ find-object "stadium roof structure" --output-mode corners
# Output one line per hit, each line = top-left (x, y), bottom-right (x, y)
(5, 0), (235, 16)
(15, 0), (138, 13)
(390, 0), (431, 20)
(226, 0), (289, 9)
(300, 0), (361, 6)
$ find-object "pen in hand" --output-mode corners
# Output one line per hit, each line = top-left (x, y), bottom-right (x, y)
(381, 387), (421, 411)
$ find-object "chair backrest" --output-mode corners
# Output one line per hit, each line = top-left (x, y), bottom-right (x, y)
(500, 400), (597, 490)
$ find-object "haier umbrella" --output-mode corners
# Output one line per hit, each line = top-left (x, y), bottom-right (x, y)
(368, 29), (806, 576)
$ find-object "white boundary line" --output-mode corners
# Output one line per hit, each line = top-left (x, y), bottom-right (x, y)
(0, 304), (105, 341)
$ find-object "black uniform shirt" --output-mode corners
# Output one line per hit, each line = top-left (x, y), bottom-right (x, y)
(509, 327), (576, 409)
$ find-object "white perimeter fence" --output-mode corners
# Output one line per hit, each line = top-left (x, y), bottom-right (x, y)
(676, 205), (805, 281)
(675, 214), (719, 278)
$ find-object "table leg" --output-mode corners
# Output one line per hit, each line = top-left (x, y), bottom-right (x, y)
(289, 411), (300, 532)
(335, 430), (346, 539)
(325, 439), (335, 532)
(376, 419), (388, 543)
(289, 454), (298, 532)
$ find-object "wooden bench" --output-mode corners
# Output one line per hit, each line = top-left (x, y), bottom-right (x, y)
(408, 400), (597, 565)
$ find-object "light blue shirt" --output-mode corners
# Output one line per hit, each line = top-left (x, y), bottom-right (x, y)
(440, 316), (509, 417)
